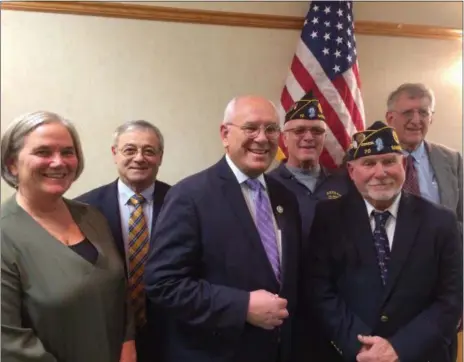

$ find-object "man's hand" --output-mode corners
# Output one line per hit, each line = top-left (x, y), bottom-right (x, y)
(246, 290), (289, 330)
(120, 340), (137, 362)
(356, 335), (399, 362)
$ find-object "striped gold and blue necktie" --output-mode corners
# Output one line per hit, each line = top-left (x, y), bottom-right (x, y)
(128, 194), (149, 328)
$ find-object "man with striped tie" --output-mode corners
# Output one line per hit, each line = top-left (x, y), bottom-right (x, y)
(305, 121), (462, 362)
(76, 120), (171, 362)
(144, 96), (303, 362)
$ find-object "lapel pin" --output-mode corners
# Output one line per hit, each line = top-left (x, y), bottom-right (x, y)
(276, 205), (284, 214)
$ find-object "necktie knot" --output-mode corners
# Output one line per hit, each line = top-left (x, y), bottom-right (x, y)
(129, 194), (146, 206)
(407, 154), (415, 166)
(245, 178), (263, 192)
(372, 210), (391, 228)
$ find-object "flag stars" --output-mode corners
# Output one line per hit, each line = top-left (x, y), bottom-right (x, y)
(313, 4), (319, 11)
(322, 47), (330, 55)
(323, 32), (331, 41)
(347, 14), (352, 21)
(336, 36), (343, 45)
(324, 21), (331, 27)
(311, 17), (319, 24)
(310, 31), (318, 39)
(336, 22), (343, 30)
(347, 28), (352, 36)
(337, 8), (344, 17)
(334, 49), (342, 58)
(304, 19), (308, 26)
(347, 55), (353, 62)
(333, 65), (341, 73)
(324, 6), (331, 14)
(347, 41), (352, 49)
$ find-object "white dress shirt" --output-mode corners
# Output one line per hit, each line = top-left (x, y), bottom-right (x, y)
(225, 154), (282, 263)
(363, 193), (401, 250)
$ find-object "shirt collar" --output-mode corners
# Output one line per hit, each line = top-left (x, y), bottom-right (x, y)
(225, 154), (266, 189)
(117, 179), (155, 205)
(285, 163), (321, 178)
(364, 192), (401, 220)
(402, 141), (426, 163)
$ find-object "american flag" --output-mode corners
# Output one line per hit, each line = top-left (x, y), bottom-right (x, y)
(277, 0), (366, 168)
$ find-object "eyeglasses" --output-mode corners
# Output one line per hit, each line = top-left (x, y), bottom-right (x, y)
(118, 146), (160, 158)
(226, 123), (281, 140)
(284, 126), (326, 137)
(393, 108), (433, 121)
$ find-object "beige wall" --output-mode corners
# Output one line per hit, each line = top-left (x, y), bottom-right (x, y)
(1, 1), (462, 201)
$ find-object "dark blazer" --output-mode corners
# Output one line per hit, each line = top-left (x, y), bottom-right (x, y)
(75, 179), (171, 362)
(306, 190), (463, 362)
(144, 157), (302, 362)
(267, 162), (350, 240)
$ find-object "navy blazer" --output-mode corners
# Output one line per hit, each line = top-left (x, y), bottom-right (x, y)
(267, 162), (351, 240)
(144, 157), (302, 362)
(306, 190), (463, 362)
(75, 179), (171, 266)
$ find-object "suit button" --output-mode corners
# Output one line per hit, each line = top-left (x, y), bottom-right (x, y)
(380, 315), (389, 322)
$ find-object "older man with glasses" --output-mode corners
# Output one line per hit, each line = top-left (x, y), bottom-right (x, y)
(268, 90), (350, 242)
(267, 91), (351, 360)
(144, 95), (304, 362)
(76, 120), (171, 362)
(386, 83), (463, 362)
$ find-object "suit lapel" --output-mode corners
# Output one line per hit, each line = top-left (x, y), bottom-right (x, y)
(101, 180), (125, 263)
(265, 176), (290, 285)
(216, 158), (278, 285)
(345, 192), (379, 265)
(151, 180), (166, 233)
(425, 141), (452, 207)
(381, 193), (421, 303)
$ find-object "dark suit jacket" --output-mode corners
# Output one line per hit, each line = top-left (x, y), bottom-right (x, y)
(306, 190), (463, 362)
(75, 179), (171, 362)
(144, 157), (302, 362)
(267, 162), (350, 241)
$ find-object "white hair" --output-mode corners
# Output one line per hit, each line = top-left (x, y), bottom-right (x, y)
(222, 96), (279, 125)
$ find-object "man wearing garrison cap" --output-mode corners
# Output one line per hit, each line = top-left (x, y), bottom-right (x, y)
(268, 91), (350, 242)
(304, 120), (462, 362)
(268, 91), (350, 360)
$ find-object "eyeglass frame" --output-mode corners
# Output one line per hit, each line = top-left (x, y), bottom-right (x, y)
(390, 108), (434, 121)
(117, 145), (162, 158)
(225, 122), (281, 139)
(283, 125), (326, 137)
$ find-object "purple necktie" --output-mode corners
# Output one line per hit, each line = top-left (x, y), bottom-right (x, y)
(246, 179), (281, 282)
(372, 210), (391, 286)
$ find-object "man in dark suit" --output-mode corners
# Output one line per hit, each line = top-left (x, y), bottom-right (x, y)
(144, 96), (302, 362)
(306, 121), (462, 362)
(76, 120), (171, 362)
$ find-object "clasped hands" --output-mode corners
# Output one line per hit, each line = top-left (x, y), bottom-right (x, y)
(356, 334), (399, 362)
(246, 289), (289, 330)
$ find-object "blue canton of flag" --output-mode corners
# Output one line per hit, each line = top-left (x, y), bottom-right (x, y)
(302, 1), (357, 80)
